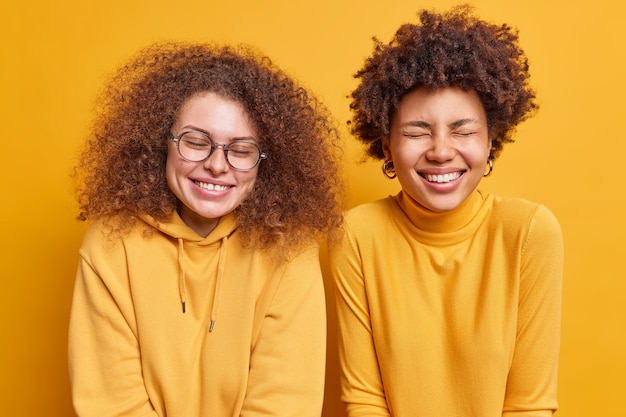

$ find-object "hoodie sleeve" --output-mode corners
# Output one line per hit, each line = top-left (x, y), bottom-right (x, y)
(68, 227), (158, 417)
(240, 245), (326, 417)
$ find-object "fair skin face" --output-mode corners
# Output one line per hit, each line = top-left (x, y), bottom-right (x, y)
(166, 92), (260, 237)
(384, 86), (492, 213)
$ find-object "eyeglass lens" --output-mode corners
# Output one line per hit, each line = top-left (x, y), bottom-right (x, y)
(177, 131), (262, 170)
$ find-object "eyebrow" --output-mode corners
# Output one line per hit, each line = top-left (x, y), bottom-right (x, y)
(449, 118), (480, 129)
(399, 120), (431, 129)
(179, 125), (211, 136)
(400, 118), (480, 129)
(180, 126), (257, 142)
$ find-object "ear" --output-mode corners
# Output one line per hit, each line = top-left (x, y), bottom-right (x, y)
(484, 131), (493, 157)
(382, 137), (392, 160)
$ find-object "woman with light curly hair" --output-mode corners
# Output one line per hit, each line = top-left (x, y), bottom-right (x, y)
(69, 42), (343, 417)
(329, 5), (563, 416)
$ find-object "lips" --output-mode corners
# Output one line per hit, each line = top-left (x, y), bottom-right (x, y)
(421, 171), (463, 184)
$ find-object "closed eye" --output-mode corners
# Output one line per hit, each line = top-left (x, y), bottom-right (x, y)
(182, 139), (211, 149)
(453, 131), (477, 137)
(403, 131), (430, 139)
(228, 148), (254, 156)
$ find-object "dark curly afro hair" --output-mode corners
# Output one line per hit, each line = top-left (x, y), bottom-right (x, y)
(350, 4), (538, 161)
(74, 41), (343, 250)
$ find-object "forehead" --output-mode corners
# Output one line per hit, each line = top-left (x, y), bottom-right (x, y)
(178, 92), (247, 117)
(394, 86), (486, 122)
(176, 92), (258, 138)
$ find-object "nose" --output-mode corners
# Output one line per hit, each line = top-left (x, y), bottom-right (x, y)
(425, 135), (455, 163)
(203, 144), (229, 173)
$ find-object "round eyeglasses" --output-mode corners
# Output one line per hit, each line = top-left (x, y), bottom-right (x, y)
(170, 131), (267, 171)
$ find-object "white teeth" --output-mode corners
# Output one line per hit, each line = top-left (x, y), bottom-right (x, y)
(425, 172), (461, 183)
(196, 181), (230, 191)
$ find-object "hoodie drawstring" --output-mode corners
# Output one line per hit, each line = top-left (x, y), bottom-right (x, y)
(209, 236), (228, 332)
(177, 235), (228, 333)
(177, 239), (187, 313)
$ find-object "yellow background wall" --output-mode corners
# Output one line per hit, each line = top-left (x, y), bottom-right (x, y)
(1, 0), (624, 415)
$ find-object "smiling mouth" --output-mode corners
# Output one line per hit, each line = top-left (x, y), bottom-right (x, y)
(194, 180), (232, 191)
(422, 172), (463, 183)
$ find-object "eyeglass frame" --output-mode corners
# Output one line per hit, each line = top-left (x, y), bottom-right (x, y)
(169, 131), (267, 171)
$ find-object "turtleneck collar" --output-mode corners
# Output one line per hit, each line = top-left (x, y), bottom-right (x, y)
(393, 189), (490, 239)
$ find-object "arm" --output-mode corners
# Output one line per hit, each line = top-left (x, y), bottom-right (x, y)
(68, 232), (158, 417)
(240, 246), (326, 417)
(328, 227), (391, 417)
(503, 206), (564, 416)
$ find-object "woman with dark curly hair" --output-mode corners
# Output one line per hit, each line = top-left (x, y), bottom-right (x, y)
(329, 5), (563, 416)
(68, 42), (343, 417)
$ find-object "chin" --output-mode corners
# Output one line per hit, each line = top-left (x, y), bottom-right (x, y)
(423, 198), (465, 213)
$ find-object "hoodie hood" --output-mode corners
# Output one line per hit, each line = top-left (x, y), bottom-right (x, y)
(141, 211), (238, 332)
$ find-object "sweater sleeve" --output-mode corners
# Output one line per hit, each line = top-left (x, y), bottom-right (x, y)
(68, 231), (158, 417)
(240, 246), (326, 417)
(503, 205), (564, 416)
(328, 224), (391, 417)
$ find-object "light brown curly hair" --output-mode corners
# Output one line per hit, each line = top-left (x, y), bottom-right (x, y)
(74, 42), (343, 249)
(350, 4), (538, 161)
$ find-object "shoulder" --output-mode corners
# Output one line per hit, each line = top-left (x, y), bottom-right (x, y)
(278, 244), (323, 286)
(275, 244), (321, 270)
(344, 197), (396, 228)
(336, 197), (398, 244)
(490, 196), (560, 226)
(232, 233), (321, 276)
(328, 197), (399, 255)
(488, 195), (563, 245)
(80, 220), (115, 254)
(79, 217), (154, 259)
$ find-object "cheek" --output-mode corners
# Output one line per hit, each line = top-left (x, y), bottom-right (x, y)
(165, 152), (191, 194)
(166, 148), (193, 176)
(476, 141), (492, 163)
(165, 156), (177, 185)
(164, 159), (180, 200)
(461, 139), (491, 164)
(242, 172), (258, 190)
(237, 171), (259, 198)
(390, 142), (422, 167)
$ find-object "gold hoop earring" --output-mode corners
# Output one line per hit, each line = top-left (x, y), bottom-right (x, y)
(483, 159), (493, 177)
(382, 160), (396, 179)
